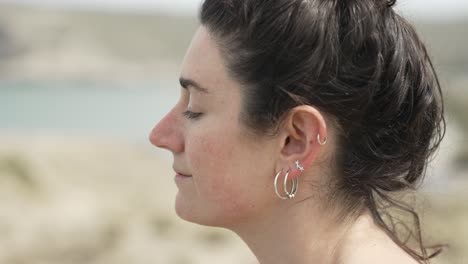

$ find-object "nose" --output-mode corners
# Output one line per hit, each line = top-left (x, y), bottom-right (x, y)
(149, 108), (184, 153)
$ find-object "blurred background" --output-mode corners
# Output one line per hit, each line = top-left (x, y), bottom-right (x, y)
(0, 0), (466, 263)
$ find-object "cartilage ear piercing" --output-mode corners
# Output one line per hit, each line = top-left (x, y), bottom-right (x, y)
(317, 134), (327, 145)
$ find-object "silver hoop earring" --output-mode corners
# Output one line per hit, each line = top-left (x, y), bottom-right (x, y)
(274, 169), (298, 200)
(317, 134), (327, 145)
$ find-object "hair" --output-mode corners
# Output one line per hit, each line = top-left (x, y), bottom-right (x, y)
(199, 0), (446, 262)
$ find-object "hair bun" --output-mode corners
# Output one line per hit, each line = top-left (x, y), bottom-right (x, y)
(386, 0), (397, 7)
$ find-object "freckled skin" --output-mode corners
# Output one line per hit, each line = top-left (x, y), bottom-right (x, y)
(149, 25), (422, 264)
(150, 26), (278, 228)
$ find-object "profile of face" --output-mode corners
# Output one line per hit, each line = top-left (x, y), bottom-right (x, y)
(148, 1), (446, 261)
(149, 27), (283, 227)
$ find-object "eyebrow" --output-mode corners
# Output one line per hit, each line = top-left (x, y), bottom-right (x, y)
(179, 77), (209, 94)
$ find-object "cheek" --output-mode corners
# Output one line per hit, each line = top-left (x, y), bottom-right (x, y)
(186, 126), (253, 211)
(189, 131), (235, 192)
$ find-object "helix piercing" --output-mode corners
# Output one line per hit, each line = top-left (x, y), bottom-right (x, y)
(317, 134), (327, 145)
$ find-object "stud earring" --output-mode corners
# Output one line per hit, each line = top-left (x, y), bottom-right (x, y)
(294, 160), (304, 172)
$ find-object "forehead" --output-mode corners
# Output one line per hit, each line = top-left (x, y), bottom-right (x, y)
(180, 26), (232, 91)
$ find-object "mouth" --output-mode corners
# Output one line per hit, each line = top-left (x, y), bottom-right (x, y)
(173, 165), (192, 180)
(176, 172), (192, 178)
(174, 171), (193, 184)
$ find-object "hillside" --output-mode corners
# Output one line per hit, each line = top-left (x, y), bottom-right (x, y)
(0, 5), (198, 80)
(0, 4), (467, 81)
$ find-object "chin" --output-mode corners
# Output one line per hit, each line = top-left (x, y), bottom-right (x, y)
(175, 206), (225, 227)
(174, 192), (212, 226)
(174, 193), (237, 228)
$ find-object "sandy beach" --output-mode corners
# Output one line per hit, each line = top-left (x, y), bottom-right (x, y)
(0, 134), (259, 264)
(0, 133), (465, 264)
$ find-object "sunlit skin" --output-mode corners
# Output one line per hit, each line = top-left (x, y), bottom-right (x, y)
(149, 26), (419, 264)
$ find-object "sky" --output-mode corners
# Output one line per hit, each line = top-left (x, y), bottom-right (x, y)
(0, 0), (467, 21)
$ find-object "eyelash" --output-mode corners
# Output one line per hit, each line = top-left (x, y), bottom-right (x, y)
(182, 110), (203, 120)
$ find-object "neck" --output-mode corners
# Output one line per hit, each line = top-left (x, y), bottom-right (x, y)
(230, 196), (358, 264)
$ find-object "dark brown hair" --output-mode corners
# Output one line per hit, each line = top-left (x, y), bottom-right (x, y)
(199, 0), (446, 262)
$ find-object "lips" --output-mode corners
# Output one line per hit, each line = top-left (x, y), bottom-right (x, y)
(173, 163), (192, 178)
(173, 166), (192, 177)
(176, 172), (192, 177)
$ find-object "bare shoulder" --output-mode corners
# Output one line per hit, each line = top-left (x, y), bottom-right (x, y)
(335, 214), (420, 264)
(342, 241), (420, 264)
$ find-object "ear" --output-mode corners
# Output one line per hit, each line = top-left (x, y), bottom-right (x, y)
(276, 105), (328, 179)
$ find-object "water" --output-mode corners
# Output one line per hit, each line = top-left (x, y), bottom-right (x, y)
(0, 80), (179, 143)
(0, 80), (462, 189)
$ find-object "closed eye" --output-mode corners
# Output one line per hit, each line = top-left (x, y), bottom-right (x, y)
(182, 110), (203, 120)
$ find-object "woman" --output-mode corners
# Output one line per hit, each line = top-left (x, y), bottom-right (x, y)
(149, 0), (445, 263)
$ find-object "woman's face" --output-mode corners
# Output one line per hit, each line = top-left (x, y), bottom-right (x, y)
(149, 26), (280, 227)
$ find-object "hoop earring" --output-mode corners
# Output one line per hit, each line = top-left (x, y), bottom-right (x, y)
(317, 134), (327, 145)
(274, 169), (298, 200)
